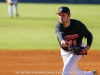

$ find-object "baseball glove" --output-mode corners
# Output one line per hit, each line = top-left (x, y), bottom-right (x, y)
(68, 45), (87, 55)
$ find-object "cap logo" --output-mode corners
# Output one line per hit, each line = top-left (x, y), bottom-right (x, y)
(59, 8), (63, 12)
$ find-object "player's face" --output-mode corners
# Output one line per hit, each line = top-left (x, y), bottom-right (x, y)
(58, 13), (70, 23)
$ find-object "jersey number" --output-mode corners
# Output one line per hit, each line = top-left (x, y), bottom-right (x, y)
(65, 34), (79, 46)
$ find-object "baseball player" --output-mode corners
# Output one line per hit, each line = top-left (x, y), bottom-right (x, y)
(55, 6), (97, 75)
(6, 0), (19, 17)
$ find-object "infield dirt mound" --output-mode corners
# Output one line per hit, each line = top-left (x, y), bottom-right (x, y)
(0, 50), (99, 75)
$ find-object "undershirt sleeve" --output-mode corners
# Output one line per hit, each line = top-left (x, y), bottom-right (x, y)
(55, 24), (65, 42)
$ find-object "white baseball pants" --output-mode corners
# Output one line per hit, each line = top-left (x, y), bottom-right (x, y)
(60, 42), (94, 75)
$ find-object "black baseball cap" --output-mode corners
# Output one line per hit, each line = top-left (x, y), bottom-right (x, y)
(56, 6), (70, 14)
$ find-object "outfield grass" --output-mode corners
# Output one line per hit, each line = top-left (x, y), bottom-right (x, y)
(0, 2), (100, 50)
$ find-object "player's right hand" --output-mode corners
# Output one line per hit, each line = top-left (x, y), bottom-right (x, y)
(61, 40), (68, 47)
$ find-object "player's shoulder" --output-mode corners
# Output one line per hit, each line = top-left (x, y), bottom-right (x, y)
(70, 19), (85, 27)
(70, 19), (83, 24)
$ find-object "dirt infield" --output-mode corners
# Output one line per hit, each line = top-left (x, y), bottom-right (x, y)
(0, 50), (100, 75)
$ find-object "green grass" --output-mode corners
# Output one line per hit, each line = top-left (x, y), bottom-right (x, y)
(0, 2), (100, 50)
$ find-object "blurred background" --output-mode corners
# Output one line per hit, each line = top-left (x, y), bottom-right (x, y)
(0, 0), (100, 50)
(1, 0), (100, 4)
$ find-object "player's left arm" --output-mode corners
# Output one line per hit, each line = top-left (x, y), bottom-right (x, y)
(81, 24), (93, 52)
(85, 31), (93, 51)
